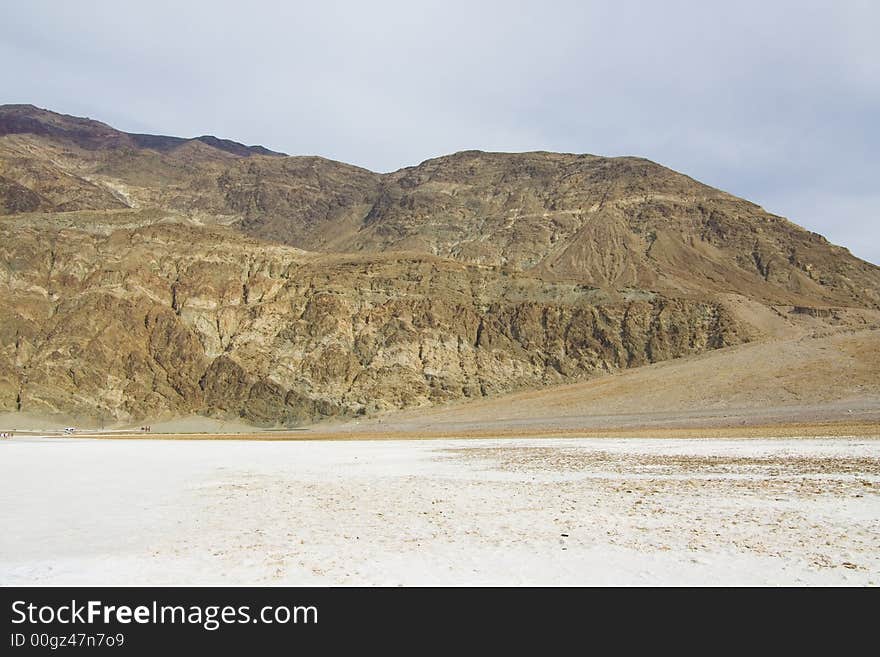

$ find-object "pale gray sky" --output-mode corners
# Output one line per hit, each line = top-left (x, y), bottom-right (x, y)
(2, 0), (877, 263)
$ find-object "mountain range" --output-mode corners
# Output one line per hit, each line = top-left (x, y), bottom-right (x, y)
(1, 104), (877, 425)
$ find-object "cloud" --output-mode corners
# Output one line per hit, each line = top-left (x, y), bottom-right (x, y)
(1, 0), (877, 263)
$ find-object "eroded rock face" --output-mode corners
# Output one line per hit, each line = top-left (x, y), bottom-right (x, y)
(1, 105), (878, 425)
(0, 224), (745, 424)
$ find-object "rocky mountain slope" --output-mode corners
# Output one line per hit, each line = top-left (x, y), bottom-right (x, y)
(0, 221), (746, 422)
(320, 318), (880, 437)
(0, 105), (878, 425)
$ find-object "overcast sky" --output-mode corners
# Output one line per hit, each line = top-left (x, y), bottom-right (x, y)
(3, 0), (877, 263)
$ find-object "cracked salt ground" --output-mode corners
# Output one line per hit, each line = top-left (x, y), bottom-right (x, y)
(0, 437), (878, 585)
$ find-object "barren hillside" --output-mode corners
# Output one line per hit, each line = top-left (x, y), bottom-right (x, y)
(1, 104), (878, 425)
(322, 321), (880, 436)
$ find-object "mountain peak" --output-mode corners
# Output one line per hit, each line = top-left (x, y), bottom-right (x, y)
(0, 104), (285, 157)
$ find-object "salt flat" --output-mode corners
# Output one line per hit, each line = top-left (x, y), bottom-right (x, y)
(1, 437), (878, 586)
